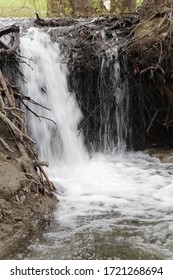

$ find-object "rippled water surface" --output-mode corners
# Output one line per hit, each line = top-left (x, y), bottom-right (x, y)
(8, 27), (173, 260)
(12, 152), (173, 260)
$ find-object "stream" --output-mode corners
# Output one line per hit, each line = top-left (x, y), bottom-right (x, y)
(11, 151), (173, 260)
(5, 24), (173, 260)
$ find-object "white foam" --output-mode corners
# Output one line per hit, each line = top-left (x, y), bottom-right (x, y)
(20, 28), (88, 164)
(18, 28), (173, 259)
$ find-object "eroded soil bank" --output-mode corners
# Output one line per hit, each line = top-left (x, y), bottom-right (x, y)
(0, 119), (57, 259)
(0, 25), (57, 258)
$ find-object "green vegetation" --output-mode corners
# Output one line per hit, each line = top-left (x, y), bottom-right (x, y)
(0, 0), (47, 17)
(136, 0), (143, 5)
(0, 0), (144, 18)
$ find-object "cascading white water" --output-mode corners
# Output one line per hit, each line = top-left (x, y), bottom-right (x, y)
(15, 27), (173, 260)
(100, 48), (130, 152)
(20, 28), (88, 165)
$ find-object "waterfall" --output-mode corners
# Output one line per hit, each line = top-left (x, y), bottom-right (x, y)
(11, 25), (173, 260)
(99, 48), (130, 152)
(72, 41), (131, 153)
(19, 27), (131, 165)
(19, 28), (88, 165)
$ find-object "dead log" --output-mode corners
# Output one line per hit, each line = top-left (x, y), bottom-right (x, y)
(0, 24), (20, 55)
(0, 25), (19, 37)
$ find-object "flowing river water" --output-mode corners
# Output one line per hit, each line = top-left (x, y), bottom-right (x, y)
(9, 27), (173, 259)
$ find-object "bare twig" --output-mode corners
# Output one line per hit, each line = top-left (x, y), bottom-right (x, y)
(38, 166), (55, 191)
(78, 78), (123, 131)
(22, 101), (56, 124)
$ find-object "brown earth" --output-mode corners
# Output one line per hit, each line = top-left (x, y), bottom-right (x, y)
(0, 120), (57, 259)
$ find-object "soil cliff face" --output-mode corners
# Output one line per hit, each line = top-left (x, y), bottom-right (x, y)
(0, 119), (57, 259)
(0, 26), (57, 258)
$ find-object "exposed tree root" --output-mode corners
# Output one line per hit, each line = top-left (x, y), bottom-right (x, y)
(51, 11), (173, 150)
(0, 137), (14, 153)
(38, 166), (56, 192)
(0, 25), (56, 197)
(121, 5), (173, 148)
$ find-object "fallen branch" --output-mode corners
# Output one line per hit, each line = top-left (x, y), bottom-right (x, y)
(38, 166), (55, 191)
(14, 91), (51, 111)
(0, 25), (20, 55)
(22, 101), (56, 124)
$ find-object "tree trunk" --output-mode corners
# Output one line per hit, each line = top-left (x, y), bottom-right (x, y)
(142, 0), (173, 5)
(72, 0), (95, 16)
(47, 0), (74, 17)
(122, 0), (136, 13)
(47, 0), (97, 17)
(110, 0), (121, 13)
(110, 0), (136, 13)
(47, 0), (58, 17)
(91, 0), (106, 13)
(140, 0), (173, 18)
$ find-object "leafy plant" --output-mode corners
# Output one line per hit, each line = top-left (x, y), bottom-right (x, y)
(0, 0), (47, 17)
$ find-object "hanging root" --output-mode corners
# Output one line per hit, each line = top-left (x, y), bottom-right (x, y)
(123, 9), (173, 86)
(118, 7), (173, 147)
(0, 70), (56, 195)
(38, 166), (56, 192)
(34, 160), (56, 192)
(0, 26), (56, 197)
(0, 137), (14, 152)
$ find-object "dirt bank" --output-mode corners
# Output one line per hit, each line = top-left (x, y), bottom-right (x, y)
(0, 117), (57, 259)
(0, 27), (57, 258)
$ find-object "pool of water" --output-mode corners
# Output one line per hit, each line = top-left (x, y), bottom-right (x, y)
(11, 151), (173, 260)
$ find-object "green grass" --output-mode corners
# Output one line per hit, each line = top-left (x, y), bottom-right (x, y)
(0, 0), (47, 18)
(0, 0), (144, 18)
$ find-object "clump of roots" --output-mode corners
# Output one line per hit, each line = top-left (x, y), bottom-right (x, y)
(0, 25), (55, 196)
(124, 10), (173, 98)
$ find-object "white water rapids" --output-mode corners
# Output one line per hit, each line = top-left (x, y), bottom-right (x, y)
(16, 28), (173, 259)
